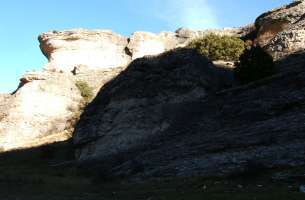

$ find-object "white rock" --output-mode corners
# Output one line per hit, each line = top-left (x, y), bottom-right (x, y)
(39, 29), (131, 72)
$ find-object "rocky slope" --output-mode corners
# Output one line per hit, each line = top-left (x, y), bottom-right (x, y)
(74, 48), (305, 178)
(73, 0), (305, 179)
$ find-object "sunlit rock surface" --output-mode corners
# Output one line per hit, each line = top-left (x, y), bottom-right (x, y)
(39, 27), (252, 72)
(256, 0), (305, 47)
(0, 71), (82, 151)
(39, 29), (131, 72)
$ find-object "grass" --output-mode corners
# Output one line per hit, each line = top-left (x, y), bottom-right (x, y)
(0, 141), (304, 200)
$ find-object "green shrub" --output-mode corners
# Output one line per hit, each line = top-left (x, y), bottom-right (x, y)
(75, 80), (94, 102)
(187, 34), (245, 61)
(234, 46), (275, 84)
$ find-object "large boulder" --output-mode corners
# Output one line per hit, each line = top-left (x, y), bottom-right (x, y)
(265, 18), (305, 60)
(255, 0), (305, 46)
(39, 29), (131, 72)
(0, 71), (83, 151)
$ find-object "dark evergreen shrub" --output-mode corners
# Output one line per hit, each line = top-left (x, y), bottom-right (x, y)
(234, 46), (275, 84)
(187, 34), (245, 61)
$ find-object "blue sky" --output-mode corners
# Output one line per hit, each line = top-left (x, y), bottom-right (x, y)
(0, 0), (291, 93)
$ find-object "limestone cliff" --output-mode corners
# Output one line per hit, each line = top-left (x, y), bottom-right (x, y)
(1, 0), (305, 179)
(0, 26), (249, 152)
(39, 27), (251, 72)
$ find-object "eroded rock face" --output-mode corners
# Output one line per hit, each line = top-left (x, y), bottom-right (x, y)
(0, 71), (83, 151)
(74, 49), (305, 179)
(3, 26), (247, 151)
(39, 29), (131, 72)
(265, 18), (305, 60)
(255, 0), (305, 46)
(0, 65), (127, 152)
(73, 48), (234, 172)
(39, 27), (251, 73)
(127, 27), (253, 60)
(127, 32), (180, 60)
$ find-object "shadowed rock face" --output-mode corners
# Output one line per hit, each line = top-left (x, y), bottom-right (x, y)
(73, 48), (226, 161)
(74, 49), (305, 179)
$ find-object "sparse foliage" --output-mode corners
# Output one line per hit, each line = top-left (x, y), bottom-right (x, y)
(75, 80), (94, 103)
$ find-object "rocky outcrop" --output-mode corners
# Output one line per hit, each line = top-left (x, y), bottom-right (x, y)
(39, 27), (252, 73)
(0, 65), (128, 152)
(1, 25), (248, 151)
(255, 0), (305, 46)
(74, 48), (305, 179)
(127, 27), (253, 60)
(127, 32), (180, 60)
(73, 48), (236, 176)
(265, 17), (305, 60)
(39, 29), (131, 72)
(0, 71), (84, 151)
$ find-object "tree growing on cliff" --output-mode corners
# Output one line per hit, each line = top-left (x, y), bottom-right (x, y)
(187, 33), (245, 61)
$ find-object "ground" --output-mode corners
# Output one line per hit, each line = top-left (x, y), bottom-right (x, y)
(0, 141), (304, 200)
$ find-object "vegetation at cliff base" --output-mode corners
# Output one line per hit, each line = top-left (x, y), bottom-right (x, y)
(234, 46), (275, 84)
(187, 34), (245, 61)
(75, 80), (94, 103)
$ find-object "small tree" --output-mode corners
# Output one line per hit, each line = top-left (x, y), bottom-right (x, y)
(187, 34), (245, 61)
(75, 80), (94, 103)
(234, 46), (275, 84)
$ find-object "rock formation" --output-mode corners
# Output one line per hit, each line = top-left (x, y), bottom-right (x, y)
(73, 46), (305, 178)
(39, 27), (251, 72)
(0, 25), (247, 152)
(1, 0), (305, 180)
(0, 71), (82, 151)
(39, 29), (131, 72)
(72, 0), (305, 179)
(254, 0), (305, 60)
(265, 15), (305, 60)
(73, 48), (231, 163)
(255, 0), (305, 46)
